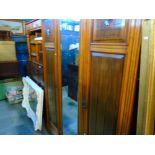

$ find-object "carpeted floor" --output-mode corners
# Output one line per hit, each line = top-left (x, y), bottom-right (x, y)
(62, 86), (78, 135)
(0, 99), (49, 135)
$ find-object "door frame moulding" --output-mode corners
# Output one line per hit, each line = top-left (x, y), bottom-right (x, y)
(54, 19), (62, 134)
(137, 20), (155, 135)
(42, 19), (52, 133)
(116, 19), (142, 134)
(78, 19), (91, 134)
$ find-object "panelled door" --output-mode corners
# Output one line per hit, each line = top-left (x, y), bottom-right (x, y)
(42, 19), (62, 134)
(78, 19), (142, 134)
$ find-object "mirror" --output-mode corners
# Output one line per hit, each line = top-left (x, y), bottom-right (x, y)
(60, 19), (80, 134)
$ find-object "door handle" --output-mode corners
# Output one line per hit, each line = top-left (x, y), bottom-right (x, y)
(82, 98), (87, 110)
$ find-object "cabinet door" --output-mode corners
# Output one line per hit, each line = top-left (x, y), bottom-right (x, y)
(42, 19), (62, 134)
(78, 19), (142, 134)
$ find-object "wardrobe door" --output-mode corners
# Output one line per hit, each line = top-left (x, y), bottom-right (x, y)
(78, 19), (142, 134)
(42, 19), (62, 134)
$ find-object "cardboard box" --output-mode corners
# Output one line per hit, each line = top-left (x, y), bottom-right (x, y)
(0, 41), (17, 61)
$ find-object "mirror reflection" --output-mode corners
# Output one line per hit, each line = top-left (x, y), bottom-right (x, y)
(60, 19), (80, 135)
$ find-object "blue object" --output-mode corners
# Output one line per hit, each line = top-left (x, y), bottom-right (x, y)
(11, 35), (28, 76)
(18, 60), (27, 76)
(16, 44), (28, 53)
(60, 27), (80, 86)
(16, 53), (28, 61)
(11, 35), (27, 43)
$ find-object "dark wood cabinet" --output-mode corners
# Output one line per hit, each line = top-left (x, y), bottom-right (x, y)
(68, 64), (78, 101)
(0, 61), (19, 78)
(26, 61), (44, 88)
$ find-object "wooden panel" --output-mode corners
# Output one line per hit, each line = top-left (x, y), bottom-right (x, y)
(89, 52), (124, 134)
(78, 19), (141, 135)
(91, 43), (127, 54)
(54, 20), (62, 134)
(44, 19), (54, 43)
(78, 20), (91, 134)
(116, 20), (142, 134)
(42, 19), (62, 134)
(137, 20), (155, 135)
(92, 19), (128, 43)
(26, 61), (44, 87)
(0, 61), (19, 78)
(26, 20), (43, 65)
(45, 47), (57, 127)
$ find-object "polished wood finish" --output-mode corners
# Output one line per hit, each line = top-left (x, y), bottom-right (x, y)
(91, 43), (127, 54)
(26, 20), (44, 87)
(117, 20), (142, 134)
(89, 53), (124, 134)
(137, 20), (155, 135)
(78, 19), (142, 134)
(26, 61), (44, 87)
(42, 20), (51, 133)
(26, 20), (43, 66)
(44, 20), (54, 43)
(45, 48), (57, 126)
(92, 19), (128, 43)
(42, 19), (62, 134)
(78, 20), (91, 134)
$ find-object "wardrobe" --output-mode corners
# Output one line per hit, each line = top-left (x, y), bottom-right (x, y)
(28, 19), (142, 135)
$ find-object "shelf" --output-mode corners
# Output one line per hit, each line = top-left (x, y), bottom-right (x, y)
(26, 20), (43, 79)
(31, 61), (43, 66)
(30, 42), (42, 45)
(28, 27), (42, 32)
(31, 53), (38, 57)
(34, 37), (42, 41)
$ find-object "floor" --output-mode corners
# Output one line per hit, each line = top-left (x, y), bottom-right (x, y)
(0, 86), (78, 135)
(62, 86), (78, 135)
(0, 99), (49, 135)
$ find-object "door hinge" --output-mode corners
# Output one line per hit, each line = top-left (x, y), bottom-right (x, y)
(82, 98), (87, 110)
